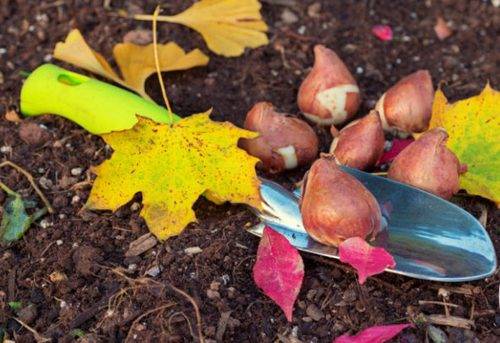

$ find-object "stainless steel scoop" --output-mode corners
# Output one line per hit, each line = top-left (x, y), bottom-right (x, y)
(248, 166), (497, 282)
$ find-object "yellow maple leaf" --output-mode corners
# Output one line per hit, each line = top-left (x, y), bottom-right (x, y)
(86, 111), (262, 240)
(428, 84), (500, 205)
(135, 0), (269, 57)
(53, 29), (209, 100)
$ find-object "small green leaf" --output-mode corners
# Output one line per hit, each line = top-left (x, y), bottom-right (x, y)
(1, 194), (47, 243)
(8, 301), (22, 311)
(70, 329), (86, 338)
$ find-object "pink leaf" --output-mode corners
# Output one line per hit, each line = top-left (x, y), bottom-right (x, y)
(434, 17), (452, 41)
(371, 25), (393, 41)
(333, 323), (412, 343)
(338, 237), (396, 284)
(377, 138), (414, 165)
(253, 226), (304, 322)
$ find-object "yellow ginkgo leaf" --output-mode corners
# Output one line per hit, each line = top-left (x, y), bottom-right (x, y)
(113, 42), (209, 99)
(427, 84), (500, 205)
(135, 0), (269, 57)
(54, 29), (123, 84)
(86, 112), (262, 240)
(53, 29), (209, 100)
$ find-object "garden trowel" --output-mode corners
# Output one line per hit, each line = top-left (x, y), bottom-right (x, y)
(21, 64), (497, 282)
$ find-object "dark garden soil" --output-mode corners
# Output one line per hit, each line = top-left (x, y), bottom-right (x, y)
(0, 0), (499, 342)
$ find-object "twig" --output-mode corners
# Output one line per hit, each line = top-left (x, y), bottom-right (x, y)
(14, 318), (50, 342)
(167, 311), (195, 338)
(0, 161), (54, 213)
(425, 314), (474, 329)
(168, 283), (204, 343)
(151, 6), (173, 120)
(418, 300), (460, 309)
(125, 303), (175, 342)
(110, 268), (205, 343)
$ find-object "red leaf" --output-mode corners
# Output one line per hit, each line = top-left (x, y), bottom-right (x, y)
(252, 226), (304, 322)
(338, 237), (396, 284)
(333, 323), (412, 343)
(377, 138), (414, 165)
(371, 25), (393, 41)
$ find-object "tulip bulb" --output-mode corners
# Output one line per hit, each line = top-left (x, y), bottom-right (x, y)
(300, 156), (382, 246)
(298, 45), (361, 126)
(375, 70), (434, 135)
(329, 110), (385, 170)
(388, 128), (466, 199)
(239, 102), (319, 173)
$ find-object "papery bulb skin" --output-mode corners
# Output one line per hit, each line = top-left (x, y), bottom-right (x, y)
(375, 70), (434, 134)
(239, 102), (319, 173)
(300, 156), (382, 246)
(298, 45), (361, 126)
(388, 128), (464, 199)
(329, 110), (385, 170)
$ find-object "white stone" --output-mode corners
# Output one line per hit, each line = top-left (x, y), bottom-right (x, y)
(184, 246), (203, 255)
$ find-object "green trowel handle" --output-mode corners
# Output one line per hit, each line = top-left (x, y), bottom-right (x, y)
(20, 64), (180, 134)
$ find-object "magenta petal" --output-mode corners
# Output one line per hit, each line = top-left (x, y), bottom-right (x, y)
(339, 237), (396, 284)
(377, 138), (414, 165)
(333, 324), (412, 343)
(372, 25), (393, 41)
(252, 226), (304, 322)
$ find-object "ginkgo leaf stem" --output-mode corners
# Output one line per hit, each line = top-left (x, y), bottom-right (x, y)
(152, 6), (173, 122)
(135, 14), (178, 23)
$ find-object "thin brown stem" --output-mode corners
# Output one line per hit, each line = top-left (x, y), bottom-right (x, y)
(124, 303), (175, 343)
(0, 161), (53, 213)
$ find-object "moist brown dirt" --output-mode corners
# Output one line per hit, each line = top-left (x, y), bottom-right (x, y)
(0, 1), (499, 342)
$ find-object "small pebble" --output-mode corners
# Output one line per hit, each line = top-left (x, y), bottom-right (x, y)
(39, 176), (53, 190)
(71, 195), (81, 204)
(56, 239), (63, 246)
(39, 219), (52, 229)
(306, 304), (324, 321)
(145, 265), (161, 277)
(384, 140), (393, 151)
(307, 3), (321, 17)
(206, 289), (220, 299)
(0, 146), (12, 153)
(297, 25), (306, 35)
(281, 8), (298, 24)
(356, 66), (364, 74)
(184, 246), (203, 255)
(210, 281), (221, 291)
(71, 167), (83, 176)
(227, 287), (237, 299)
(428, 325), (447, 343)
(306, 289), (317, 301)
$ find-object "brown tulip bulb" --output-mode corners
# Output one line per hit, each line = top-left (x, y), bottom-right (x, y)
(375, 70), (434, 135)
(329, 110), (385, 170)
(300, 156), (382, 246)
(298, 45), (361, 126)
(388, 128), (466, 199)
(239, 102), (319, 173)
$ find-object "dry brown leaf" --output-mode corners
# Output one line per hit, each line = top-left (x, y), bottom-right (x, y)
(5, 110), (22, 123)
